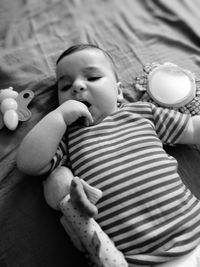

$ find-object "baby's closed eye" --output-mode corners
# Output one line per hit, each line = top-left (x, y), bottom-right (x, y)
(88, 76), (102, 81)
(61, 84), (72, 91)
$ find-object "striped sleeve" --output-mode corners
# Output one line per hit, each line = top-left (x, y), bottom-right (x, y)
(150, 104), (191, 144)
(50, 137), (68, 171)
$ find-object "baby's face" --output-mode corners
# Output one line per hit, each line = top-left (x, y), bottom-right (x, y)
(56, 48), (121, 124)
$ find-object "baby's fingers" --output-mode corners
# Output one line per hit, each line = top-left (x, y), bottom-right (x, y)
(81, 108), (93, 126)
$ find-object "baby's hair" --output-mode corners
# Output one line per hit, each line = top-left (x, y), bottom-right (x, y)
(56, 43), (118, 80)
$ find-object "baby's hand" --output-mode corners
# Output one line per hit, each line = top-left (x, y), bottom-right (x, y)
(57, 100), (93, 126)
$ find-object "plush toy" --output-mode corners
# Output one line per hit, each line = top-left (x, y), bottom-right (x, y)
(134, 62), (200, 115)
(0, 87), (34, 130)
(43, 167), (128, 267)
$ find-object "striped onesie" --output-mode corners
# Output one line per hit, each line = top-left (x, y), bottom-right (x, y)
(51, 102), (200, 266)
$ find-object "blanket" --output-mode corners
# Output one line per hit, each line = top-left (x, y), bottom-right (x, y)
(1, 0), (200, 266)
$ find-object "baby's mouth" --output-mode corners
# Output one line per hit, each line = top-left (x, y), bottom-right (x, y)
(80, 100), (91, 109)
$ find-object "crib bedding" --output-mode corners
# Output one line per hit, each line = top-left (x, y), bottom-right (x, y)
(1, 0), (200, 266)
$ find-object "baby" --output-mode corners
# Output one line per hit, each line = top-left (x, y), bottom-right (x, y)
(17, 44), (200, 266)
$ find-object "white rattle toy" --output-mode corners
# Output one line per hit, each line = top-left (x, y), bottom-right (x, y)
(0, 87), (34, 130)
(43, 167), (128, 267)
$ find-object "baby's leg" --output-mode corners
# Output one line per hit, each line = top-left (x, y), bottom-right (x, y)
(43, 166), (102, 217)
(70, 176), (101, 217)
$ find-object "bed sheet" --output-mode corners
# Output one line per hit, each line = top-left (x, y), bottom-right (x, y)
(1, 0), (200, 266)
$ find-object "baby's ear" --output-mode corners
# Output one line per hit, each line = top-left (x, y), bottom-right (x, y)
(117, 82), (123, 102)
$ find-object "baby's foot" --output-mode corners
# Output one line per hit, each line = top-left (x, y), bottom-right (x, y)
(70, 177), (98, 217)
(80, 179), (103, 205)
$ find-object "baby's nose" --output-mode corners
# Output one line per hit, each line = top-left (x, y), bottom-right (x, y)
(72, 80), (86, 94)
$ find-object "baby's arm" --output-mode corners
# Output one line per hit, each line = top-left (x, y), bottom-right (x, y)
(179, 115), (200, 144)
(16, 100), (93, 176)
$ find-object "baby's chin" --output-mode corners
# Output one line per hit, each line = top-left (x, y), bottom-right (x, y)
(90, 113), (107, 125)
